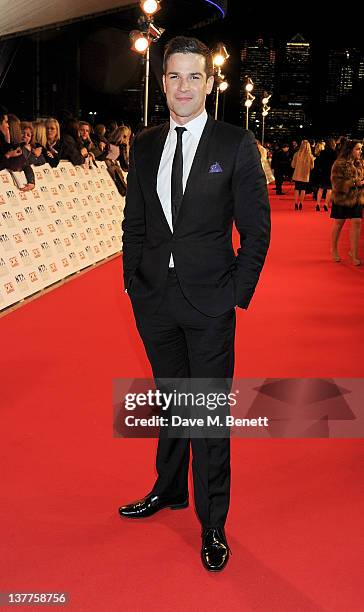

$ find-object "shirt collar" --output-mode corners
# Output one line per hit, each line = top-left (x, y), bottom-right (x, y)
(169, 110), (208, 139)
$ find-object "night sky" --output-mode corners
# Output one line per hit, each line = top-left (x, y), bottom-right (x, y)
(1, 0), (363, 134)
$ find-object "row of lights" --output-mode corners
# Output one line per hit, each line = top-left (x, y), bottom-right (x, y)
(129, 2), (271, 137)
(129, 1), (164, 126)
(130, 1), (164, 54)
(244, 77), (272, 144)
(212, 43), (229, 120)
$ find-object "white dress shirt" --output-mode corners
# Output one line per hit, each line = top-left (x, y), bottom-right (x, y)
(157, 110), (208, 266)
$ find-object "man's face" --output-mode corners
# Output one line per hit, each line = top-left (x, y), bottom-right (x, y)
(163, 52), (214, 125)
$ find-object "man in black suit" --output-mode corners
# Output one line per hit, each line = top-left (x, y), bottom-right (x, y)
(119, 36), (270, 571)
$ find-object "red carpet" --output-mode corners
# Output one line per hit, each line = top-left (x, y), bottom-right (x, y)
(1, 185), (363, 611)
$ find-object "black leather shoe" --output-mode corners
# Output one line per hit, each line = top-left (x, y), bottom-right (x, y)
(201, 527), (230, 572)
(118, 493), (188, 519)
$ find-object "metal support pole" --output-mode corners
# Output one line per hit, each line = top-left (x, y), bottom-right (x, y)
(262, 114), (265, 146)
(143, 45), (150, 127)
(35, 33), (40, 119)
(215, 86), (220, 120)
(246, 106), (249, 130)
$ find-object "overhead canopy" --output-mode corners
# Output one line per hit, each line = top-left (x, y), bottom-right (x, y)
(0, 0), (138, 39)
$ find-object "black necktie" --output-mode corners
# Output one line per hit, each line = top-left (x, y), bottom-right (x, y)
(171, 126), (186, 227)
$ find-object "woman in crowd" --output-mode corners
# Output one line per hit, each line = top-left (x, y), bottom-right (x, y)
(104, 126), (130, 196)
(60, 118), (88, 165)
(271, 143), (291, 195)
(21, 121), (35, 154)
(291, 139), (315, 210)
(330, 140), (364, 265)
(105, 120), (118, 141)
(311, 141), (325, 205)
(0, 111), (34, 190)
(8, 114), (22, 144)
(94, 124), (107, 144)
(21, 120), (52, 168)
(45, 117), (61, 166)
(315, 139), (337, 212)
(0, 109), (22, 168)
(114, 125), (131, 171)
(29, 120), (48, 166)
(257, 140), (275, 185)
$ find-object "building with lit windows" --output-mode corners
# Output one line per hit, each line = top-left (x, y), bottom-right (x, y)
(239, 34), (313, 139)
(278, 34), (311, 107)
(325, 49), (357, 103)
(239, 37), (275, 126)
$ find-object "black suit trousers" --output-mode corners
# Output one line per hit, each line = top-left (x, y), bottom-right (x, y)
(131, 269), (235, 529)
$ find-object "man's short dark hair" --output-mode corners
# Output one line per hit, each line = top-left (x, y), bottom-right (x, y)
(0, 105), (8, 122)
(163, 36), (214, 79)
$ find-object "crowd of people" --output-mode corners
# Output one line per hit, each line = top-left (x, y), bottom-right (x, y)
(261, 136), (364, 265)
(0, 105), (362, 265)
(0, 106), (131, 196)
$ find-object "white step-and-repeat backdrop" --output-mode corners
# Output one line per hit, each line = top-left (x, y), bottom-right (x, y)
(0, 161), (125, 311)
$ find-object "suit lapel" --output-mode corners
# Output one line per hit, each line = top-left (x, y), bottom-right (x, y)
(173, 115), (215, 230)
(146, 123), (171, 234)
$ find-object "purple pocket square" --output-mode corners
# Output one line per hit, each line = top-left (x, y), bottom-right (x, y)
(208, 162), (223, 173)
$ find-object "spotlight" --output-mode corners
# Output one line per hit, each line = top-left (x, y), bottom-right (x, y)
(131, 1), (163, 127)
(130, 30), (150, 53)
(213, 43), (229, 68)
(141, 0), (160, 15)
(219, 81), (229, 92)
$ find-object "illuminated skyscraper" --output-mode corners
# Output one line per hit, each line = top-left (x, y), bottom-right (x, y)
(239, 37), (275, 127)
(325, 49), (358, 103)
(279, 34), (311, 107)
(240, 37), (275, 99)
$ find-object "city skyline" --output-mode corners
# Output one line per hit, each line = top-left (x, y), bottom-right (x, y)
(1, 0), (363, 139)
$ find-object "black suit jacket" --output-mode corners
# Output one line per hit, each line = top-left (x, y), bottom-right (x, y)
(122, 115), (270, 317)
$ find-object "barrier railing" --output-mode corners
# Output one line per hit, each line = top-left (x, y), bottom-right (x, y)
(0, 161), (125, 311)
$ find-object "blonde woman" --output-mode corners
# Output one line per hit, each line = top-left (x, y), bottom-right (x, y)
(291, 140), (315, 210)
(32, 120), (47, 148)
(21, 120), (44, 167)
(45, 118), (61, 166)
(109, 125), (131, 171)
(45, 117), (60, 146)
(28, 120), (47, 166)
(8, 114), (22, 144)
